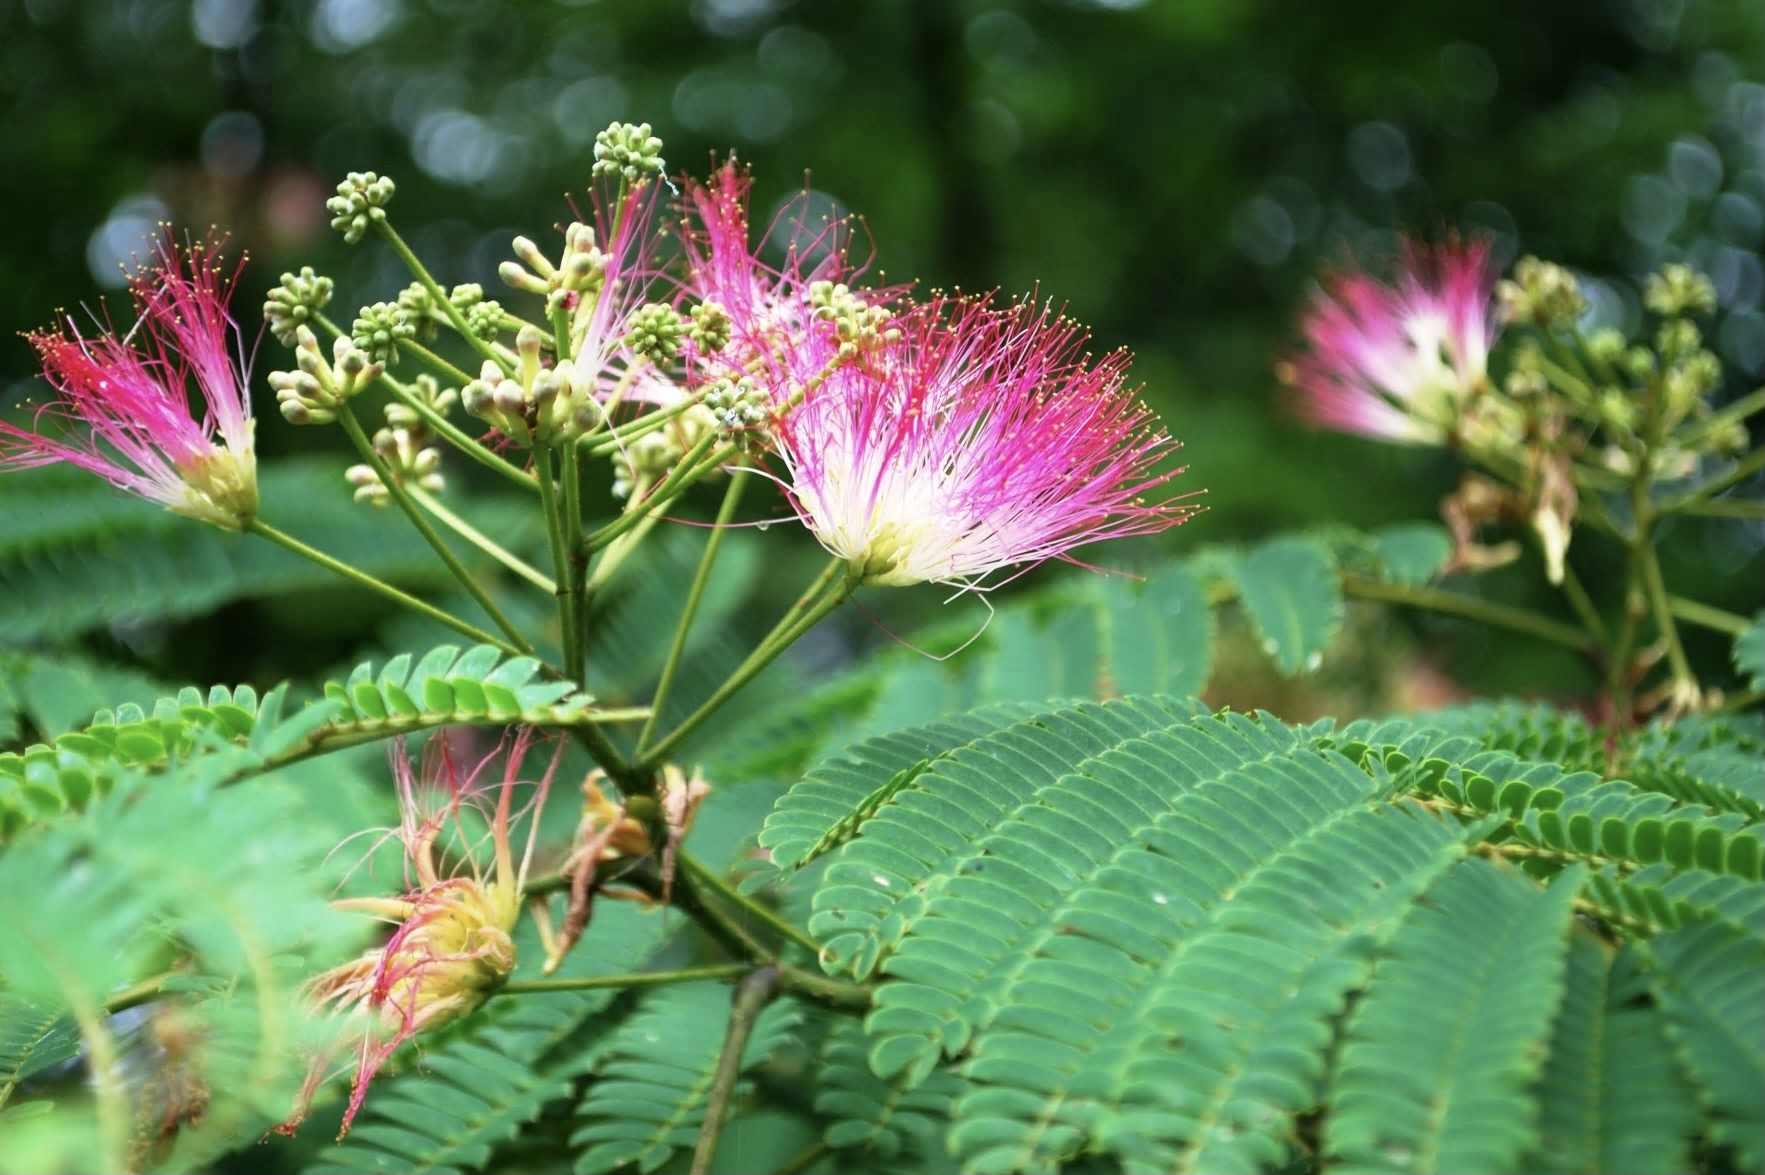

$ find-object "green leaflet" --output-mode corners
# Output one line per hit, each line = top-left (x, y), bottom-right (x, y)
(570, 983), (802, 1175)
(1525, 937), (1698, 1174)
(1227, 536), (1343, 675)
(1325, 859), (1585, 1174)
(1734, 611), (1764, 692)
(1646, 915), (1765, 1171)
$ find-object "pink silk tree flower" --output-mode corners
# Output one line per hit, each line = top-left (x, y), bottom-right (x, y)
(3, 232), (258, 529)
(677, 160), (885, 371)
(1281, 238), (1498, 445)
(771, 296), (1198, 589)
(277, 731), (558, 1140)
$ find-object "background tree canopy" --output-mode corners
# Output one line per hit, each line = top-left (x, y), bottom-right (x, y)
(1, 0), (1760, 709)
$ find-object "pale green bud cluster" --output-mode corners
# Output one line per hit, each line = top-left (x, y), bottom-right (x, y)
(384, 373), (458, 430)
(702, 375), (770, 441)
(810, 280), (899, 354)
(1644, 263), (1717, 319)
(610, 408), (715, 499)
(395, 282), (442, 342)
(592, 122), (665, 183)
(352, 301), (416, 366)
(269, 326), (382, 425)
(499, 225), (606, 320)
(346, 425), (444, 505)
(263, 267), (335, 347)
(461, 326), (600, 445)
(1498, 257), (1586, 328)
(446, 283), (508, 340)
(689, 301), (733, 354)
(624, 302), (686, 364)
(327, 171), (396, 244)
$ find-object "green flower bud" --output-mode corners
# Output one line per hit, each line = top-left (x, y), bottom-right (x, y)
(689, 301), (734, 354)
(352, 301), (416, 366)
(1497, 256), (1586, 328)
(395, 282), (441, 342)
(592, 122), (665, 183)
(384, 373), (458, 429)
(1656, 320), (1701, 365)
(462, 299), (507, 341)
(624, 302), (686, 364)
(263, 267), (335, 348)
(450, 283), (486, 310)
(1585, 327), (1626, 366)
(326, 171), (396, 244)
(1622, 347), (1656, 381)
(1644, 263), (1717, 318)
(1596, 389), (1638, 433)
(702, 374), (770, 443)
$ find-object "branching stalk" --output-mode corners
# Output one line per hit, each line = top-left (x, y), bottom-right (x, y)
(408, 485), (555, 593)
(498, 964), (745, 997)
(249, 518), (521, 655)
(372, 219), (513, 375)
(690, 967), (782, 1175)
(1338, 574), (1598, 655)
(336, 405), (535, 654)
(638, 473), (749, 756)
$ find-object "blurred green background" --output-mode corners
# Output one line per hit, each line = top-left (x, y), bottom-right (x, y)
(1, 0), (1760, 719)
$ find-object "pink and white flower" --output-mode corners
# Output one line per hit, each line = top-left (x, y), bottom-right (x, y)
(771, 295), (1197, 588)
(278, 731), (557, 1139)
(1282, 239), (1497, 445)
(3, 232), (258, 529)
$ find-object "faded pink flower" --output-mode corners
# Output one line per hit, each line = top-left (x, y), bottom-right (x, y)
(278, 731), (558, 1139)
(3, 232), (257, 529)
(677, 160), (884, 371)
(1282, 239), (1497, 445)
(771, 296), (1198, 588)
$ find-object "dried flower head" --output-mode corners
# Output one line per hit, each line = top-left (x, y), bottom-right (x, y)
(4, 231), (258, 530)
(1282, 239), (1498, 446)
(278, 731), (558, 1139)
(772, 296), (1197, 589)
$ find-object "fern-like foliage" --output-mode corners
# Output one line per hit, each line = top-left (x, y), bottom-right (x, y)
(307, 902), (679, 1174)
(569, 983), (802, 1174)
(1735, 611), (1765, 691)
(1325, 860), (1585, 1174)
(0, 645), (609, 840)
(814, 1021), (966, 1171)
(0, 461), (540, 642)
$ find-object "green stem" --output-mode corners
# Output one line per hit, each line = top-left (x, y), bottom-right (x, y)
(534, 447), (580, 681)
(398, 336), (478, 388)
(1714, 687), (1764, 716)
(564, 443), (589, 682)
(1338, 574), (1598, 655)
(1640, 547), (1696, 686)
(312, 312), (536, 493)
(1672, 497), (1765, 521)
(1559, 565), (1609, 648)
(585, 434), (727, 555)
(638, 559), (850, 773)
(497, 963), (745, 997)
(337, 405), (535, 654)
(249, 518), (520, 654)
(408, 485), (554, 593)
(1659, 446), (1765, 515)
(1609, 371), (1668, 724)
(681, 850), (819, 956)
(578, 394), (704, 457)
(777, 1140), (833, 1175)
(690, 967), (782, 1175)
(373, 219), (513, 375)
(638, 473), (749, 757)
(1666, 595), (1751, 637)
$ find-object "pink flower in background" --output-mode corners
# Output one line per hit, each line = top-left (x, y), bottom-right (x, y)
(1282, 239), (1497, 445)
(2, 232), (258, 529)
(772, 296), (1198, 588)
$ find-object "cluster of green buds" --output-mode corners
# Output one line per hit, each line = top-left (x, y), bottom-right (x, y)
(810, 280), (900, 358)
(610, 407), (717, 499)
(345, 374), (456, 505)
(351, 300), (415, 367)
(1497, 257), (1588, 329)
(461, 326), (599, 446)
(689, 300), (733, 354)
(326, 171), (396, 245)
(702, 375), (771, 446)
(268, 327), (381, 425)
(623, 302), (686, 364)
(592, 122), (666, 184)
(263, 267), (335, 347)
(499, 225), (606, 327)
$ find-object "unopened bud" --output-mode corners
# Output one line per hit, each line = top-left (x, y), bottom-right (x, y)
(1498, 256), (1586, 328)
(592, 121), (665, 183)
(264, 267), (335, 347)
(352, 301), (416, 366)
(326, 171), (396, 244)
(1644, 263), (1717, 318)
